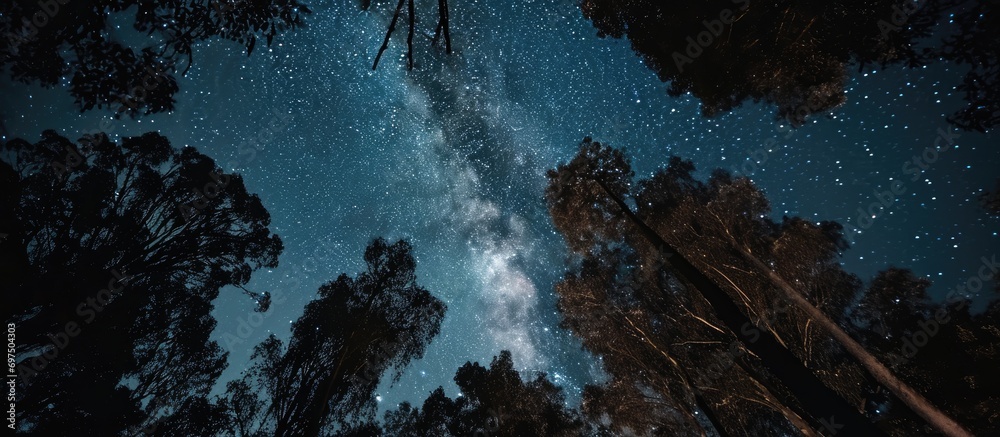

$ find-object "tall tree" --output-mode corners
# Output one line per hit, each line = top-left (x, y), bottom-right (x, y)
(225, 238), (446, 436)
(382, 350), (583, 436)
(851, 268), (1000, 434)
(0, 0), (310, 117)
(1, 130), (282, 434)
(558, 247), (818, 436)
(547, 139), (876, 435)
(546, 138), (977, 436)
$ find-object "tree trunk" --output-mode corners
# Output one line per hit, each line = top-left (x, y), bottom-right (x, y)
(731, 239), (972, 437)
(594, 179), (885, 436)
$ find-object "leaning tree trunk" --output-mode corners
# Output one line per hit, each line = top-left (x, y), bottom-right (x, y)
(724, 231), (973, 437)
(593, 180), (884, 436)
(597, 177), (972, 437)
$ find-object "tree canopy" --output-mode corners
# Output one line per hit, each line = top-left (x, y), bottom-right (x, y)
(0, 0), (310, 117)
(382, 350), (583, 436)
(545, 137), (994, 435)
(224, 237), (447, 436)
(581, 0), (998, 131)
(1, 130), (282, 434)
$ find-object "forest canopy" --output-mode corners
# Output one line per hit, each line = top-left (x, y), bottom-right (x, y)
(2, 0), (998, 436)
(580, 0), (999, 131)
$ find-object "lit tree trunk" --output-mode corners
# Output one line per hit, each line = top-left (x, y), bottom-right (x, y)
(723, 228), (973, 437)
(598, 177), (971, 437)
(593, 179), (883, 436)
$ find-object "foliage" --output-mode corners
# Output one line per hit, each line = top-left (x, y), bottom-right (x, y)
(0, 0), (310, 116)
(382, 350), (583, 436)
(1, 130), (281, 434)
(225, 238), (446, 436)
(546, 137), (994, 435)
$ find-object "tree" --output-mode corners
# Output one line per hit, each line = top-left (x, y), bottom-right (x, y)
(559, 247), (821, 436)
(546, 138), (976, 436)
(147, 395), (235, 436)
(1, 130), (282, 434)
(934, 0), (999, 132)
(127, 280), (231, 435)
(382, 350), (583, 436)
(0, 0), (310, 117)
(579, 0), (999, 130)
(367, 0), (452, 70)
(225, 238), (446, 436)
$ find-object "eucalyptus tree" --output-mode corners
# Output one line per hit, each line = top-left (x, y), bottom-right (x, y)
(546, 138), (975, 435)
(2, 130), (282, 434)
(225, 238), (446, 436)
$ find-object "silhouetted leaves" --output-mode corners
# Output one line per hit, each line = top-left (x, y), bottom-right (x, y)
(1, 130), (282, 434)
(849, 270), (1000, 433)
(544, 137), (632, 253)
(0, 0), (310, 117)
(383, 350), (583, 436)
(580, 0), (997, 129)
(982, 178), (1000, 217)
(225, 238), (446, 436)
(935, 1), (1000, 132)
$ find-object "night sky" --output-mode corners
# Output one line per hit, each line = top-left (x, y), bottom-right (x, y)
(2, 0), (997, 418)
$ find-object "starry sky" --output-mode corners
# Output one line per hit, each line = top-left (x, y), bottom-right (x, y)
(2, 0), (997, 417)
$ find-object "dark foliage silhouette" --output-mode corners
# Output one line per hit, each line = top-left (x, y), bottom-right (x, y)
(982, 178), (1000, 217)
(382, 350), (582, 436)
(224, 238), (446, 436)
(1, 130), (282, 434)
(850, 268), (1000, 433)
(580, 0), (997, 131)
(0, 0), (310, 117)
(934, 0), (999, 132)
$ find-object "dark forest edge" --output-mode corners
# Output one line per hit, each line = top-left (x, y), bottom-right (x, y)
(2, 131), (997, 435)
(2, 0), (998, 132)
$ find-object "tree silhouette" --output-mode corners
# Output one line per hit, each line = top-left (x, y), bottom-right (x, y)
(224, 237), (446, 436)
(145, 394), (234, 436)
(382, 350), (583, 436)
(934, 0), (999, 132)
(0, 0), (310, 117)
(546, 137), (976, 436)
(578, 0), (998, 129)
(1, 130), (282, 434)
(366, 0), (451, 70)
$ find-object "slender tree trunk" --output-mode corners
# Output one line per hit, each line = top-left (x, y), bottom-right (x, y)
(372, 0), (407, 70)
(728, 237), (973, 437)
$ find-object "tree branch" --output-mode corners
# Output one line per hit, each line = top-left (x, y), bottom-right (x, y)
(372, 0), (407, 70)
